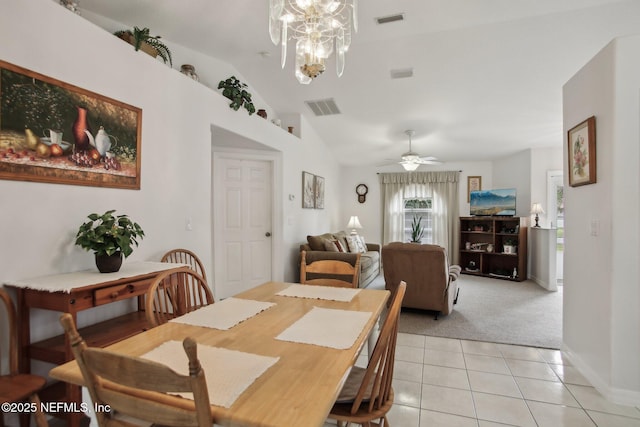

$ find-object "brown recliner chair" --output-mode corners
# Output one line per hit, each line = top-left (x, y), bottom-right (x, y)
(382, 242), (461, 319)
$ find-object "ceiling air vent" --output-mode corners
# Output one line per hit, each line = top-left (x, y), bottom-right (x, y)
(305, 98), (341, 116)
(390, 68), (414, 79)
(376, 13), (404, 25)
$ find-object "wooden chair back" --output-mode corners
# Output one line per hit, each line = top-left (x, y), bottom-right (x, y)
(300, 250), (361, 288)
(161, 248), (208, 283)
(0, 288), (49, 427)
(59, 313), (212, 427)
(330, 281), (405, 424)
(145, 267), (214, 328)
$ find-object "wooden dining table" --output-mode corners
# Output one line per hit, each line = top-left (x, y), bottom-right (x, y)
(49, 281), (390, 427)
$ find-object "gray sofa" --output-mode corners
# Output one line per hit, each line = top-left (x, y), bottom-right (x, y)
(299, 231), (381, 288)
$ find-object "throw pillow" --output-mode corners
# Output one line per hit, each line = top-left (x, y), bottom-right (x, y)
(334, 240), (345, 252)
(358, 235), (367, 252)
(346, 235), (366, 253)
(333, 231), (350, 254)
(323, 239), (339, 252)
(307, 233), (333, 251)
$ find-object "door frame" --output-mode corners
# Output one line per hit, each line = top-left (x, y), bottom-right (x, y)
(212, 147), (284, 298)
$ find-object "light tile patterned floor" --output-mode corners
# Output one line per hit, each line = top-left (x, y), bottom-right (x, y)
(324, 333), (640, 427)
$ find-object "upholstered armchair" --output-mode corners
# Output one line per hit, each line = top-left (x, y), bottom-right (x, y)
(382, 242), (461, 319)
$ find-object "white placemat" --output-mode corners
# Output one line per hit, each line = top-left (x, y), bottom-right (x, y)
(4, 261), (186, 293)
(141, 340), (279, 408)
(276, 284), (361, 302)
(276, 307), (372, 349)
(170, 298), (275, 330)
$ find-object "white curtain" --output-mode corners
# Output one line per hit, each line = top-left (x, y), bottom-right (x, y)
(379, 171), (460, 263)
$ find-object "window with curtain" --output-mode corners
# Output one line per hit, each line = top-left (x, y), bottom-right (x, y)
(404, 198), (433, 243)
(379, 171), (460, 263)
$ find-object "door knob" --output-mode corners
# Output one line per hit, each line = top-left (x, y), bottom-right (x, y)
(265, 232), (272, 237)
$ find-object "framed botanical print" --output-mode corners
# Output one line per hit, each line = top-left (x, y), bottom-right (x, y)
(302, 171), (314, 208)
(567, 116), (596, 187)
(314, 175), (325, 209)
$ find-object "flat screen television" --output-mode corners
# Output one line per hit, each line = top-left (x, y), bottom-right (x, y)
(470, 188), (516, 216)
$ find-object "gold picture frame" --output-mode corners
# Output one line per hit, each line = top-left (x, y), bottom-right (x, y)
(567, 116), (596, 187)
(467, 176), (482, 202)
(0, 60), (142, 189)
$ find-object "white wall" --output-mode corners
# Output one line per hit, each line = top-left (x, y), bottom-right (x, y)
(563, 35), (640, 405)
(0, 0), (339, 363)
(492, 150), (532, 218)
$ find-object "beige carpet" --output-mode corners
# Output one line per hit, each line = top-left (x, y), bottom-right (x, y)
(368, 273), (562, 349)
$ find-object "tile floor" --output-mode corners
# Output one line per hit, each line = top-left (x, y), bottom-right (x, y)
(324, 333), (640, 427)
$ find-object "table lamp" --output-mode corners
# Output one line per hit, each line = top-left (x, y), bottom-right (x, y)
(531, 203), (545, 228)
(347, 216), (363, 235)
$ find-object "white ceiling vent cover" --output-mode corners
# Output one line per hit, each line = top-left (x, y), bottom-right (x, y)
(305, 98), (341, 116)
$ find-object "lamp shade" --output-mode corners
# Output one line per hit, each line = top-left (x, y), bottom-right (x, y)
(347, 216), (362, 235)
(531, 203), (545, 215)
(347, 215), (362, 229)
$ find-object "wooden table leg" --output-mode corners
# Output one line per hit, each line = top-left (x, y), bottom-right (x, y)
(15, 288), (30, 374)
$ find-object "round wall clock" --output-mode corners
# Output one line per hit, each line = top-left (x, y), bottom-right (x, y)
(356, 183), (368, 203)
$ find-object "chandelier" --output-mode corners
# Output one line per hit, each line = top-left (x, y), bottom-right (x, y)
(269, 0), (358, 84)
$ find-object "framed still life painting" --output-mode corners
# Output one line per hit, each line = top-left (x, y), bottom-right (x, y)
(567, 116), (596, 187)
(0, 60), (142, 189)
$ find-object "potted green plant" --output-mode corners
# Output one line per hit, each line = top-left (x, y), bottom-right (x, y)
(75, 210), (145, 273)
(410, 215), (424, 243)
(503, 238), (517, 254)
(217, 76), (256, 115)
(114, 27), (172, 66)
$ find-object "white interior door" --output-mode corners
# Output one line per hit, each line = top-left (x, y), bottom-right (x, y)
(214, 157), (272, 299)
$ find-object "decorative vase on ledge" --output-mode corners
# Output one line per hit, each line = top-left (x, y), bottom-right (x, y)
(257, 109), (267, 119)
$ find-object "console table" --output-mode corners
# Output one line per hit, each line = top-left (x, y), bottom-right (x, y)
(5, 261), (186, 427)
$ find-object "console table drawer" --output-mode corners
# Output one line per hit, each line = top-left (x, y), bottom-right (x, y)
(94, 282), (149, 305)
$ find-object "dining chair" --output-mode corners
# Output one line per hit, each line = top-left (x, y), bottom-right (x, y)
(145, 267), (214, 328)
(0, 289), (49, 427)
(161, 248), (208, 283)
(327, 281), (406, 427)
(58, 313), (212, 427)
(300, 250), (361, 288)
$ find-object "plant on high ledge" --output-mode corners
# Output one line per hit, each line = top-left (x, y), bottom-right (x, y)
(410, 215), (424, 243)
(114, 27), (172, 66)
(217, 76), (256, 115)
(75, 210), (145, 273)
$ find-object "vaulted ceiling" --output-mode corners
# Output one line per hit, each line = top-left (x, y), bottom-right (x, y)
(79, 0), (640, 167)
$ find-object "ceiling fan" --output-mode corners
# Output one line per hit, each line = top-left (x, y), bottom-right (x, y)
(398, 130), (441, 171)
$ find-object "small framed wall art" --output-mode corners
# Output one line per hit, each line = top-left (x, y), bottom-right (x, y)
(567, 116), (596, 187)
(314, 175), (325, 209)
(302, 171), (314, 208)
(467, 176), (482, 202)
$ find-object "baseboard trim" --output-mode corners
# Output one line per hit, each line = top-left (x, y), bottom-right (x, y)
(562, 343), (640, 407)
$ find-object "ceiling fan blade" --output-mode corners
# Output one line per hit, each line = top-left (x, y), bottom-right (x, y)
(416, 159), (442, 165)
